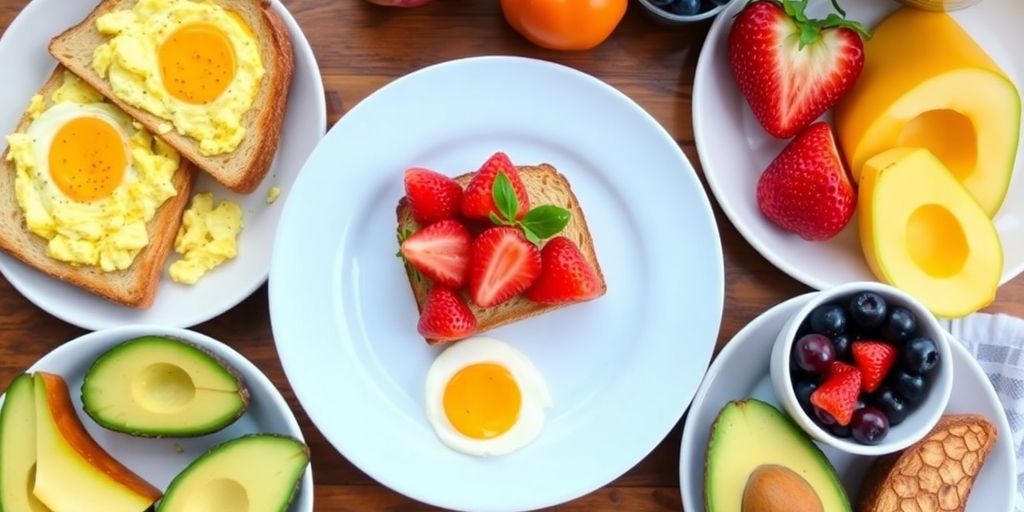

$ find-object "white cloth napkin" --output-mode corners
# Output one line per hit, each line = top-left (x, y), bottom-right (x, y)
(944, 313), (1024, 511)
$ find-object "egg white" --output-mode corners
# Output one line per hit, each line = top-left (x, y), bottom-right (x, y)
(425, 337), (552, 457)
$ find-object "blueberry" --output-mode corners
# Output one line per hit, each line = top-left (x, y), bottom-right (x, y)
(851, 407), (889, 445)
(893, 370), (927, 403)
(667, 0), (701, 15)
(814, 406), (837, 426)
(872, 387), (909, 426)
(832, 334), (852, 358)
(849, 292), (887, 329)
(881, 307), (917, 343)
(793, 379), (818, 414)
(904, 337), (940, 374)
(809, 303), (847, 337)
(829, 423), (852, 438)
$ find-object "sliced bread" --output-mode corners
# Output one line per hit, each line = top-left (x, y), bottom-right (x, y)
(49, 0), (294, 193)
(0, 67), (196, 308)
(397, 164), (607, 345)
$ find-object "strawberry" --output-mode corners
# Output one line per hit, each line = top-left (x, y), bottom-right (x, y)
(810, 361), (861, 426)
(404, 167), (463, 225)
(461, 152), (530, 221)
(417, 287), (477, 342)
(756, 122), (855, 241)
(728, 0), (868, 138)
(400, 220), (472, 287)
(851, 341), (898, 393)
(469, 227), (542, 308)
(525, 237), (604, 305)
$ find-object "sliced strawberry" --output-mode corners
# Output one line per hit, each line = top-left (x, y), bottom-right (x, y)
(851, 341), (898, 393)
(400, 220), (472, 288)
(469, 227), (541, 308)
(525, 237), (604, 305)
(417, 287), (477, 343)
(756, 122), (855, 241)
(810, 361), (861, 426)
(461, 152), (530, 221)
(728, 0), (868, 138)
(404, 167), (463, 225)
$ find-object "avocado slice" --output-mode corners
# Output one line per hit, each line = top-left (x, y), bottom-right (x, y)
(157, 434), (309, 512)
(0, 374), (52, 512)
(82, 336), (249, 437)
(705, 399), (850, 512)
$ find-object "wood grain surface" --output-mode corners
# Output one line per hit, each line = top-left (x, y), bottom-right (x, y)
(1, 1), (1022, 510)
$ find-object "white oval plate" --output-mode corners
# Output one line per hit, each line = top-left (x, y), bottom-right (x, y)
(0, 325), (313, 511)
(269, 56), (725, 512)
(0, 0), (326, 330)
(679, 294), (1015, 511)
(693, 0), (1024, 290)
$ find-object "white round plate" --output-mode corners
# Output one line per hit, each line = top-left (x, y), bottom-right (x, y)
(270, 56), (724, 512)
(0, 325), (313, 511)
(679, 294), (1015, 511)
(694, 0), (1024, 290)
(0, 0), (326, 330)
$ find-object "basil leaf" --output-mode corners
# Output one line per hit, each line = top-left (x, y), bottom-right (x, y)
(522, 227), (541, 246)
(492, 171), (519, 223)
(522, 205), (571, 240)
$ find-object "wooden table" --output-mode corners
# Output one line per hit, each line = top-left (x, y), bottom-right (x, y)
(0, 1), (1021, 510)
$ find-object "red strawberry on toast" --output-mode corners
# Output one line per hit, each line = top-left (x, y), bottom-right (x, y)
(404, 167), (463, 225)
(400, 219), (472, 288)
(418, 287), (478, 343)
(461, 152), (530, 221)
(526, 237), (604, 305)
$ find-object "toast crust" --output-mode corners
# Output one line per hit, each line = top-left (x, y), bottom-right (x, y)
(48, 0), (295, 193)
(0, 67), (196, 308)
(397, 164), (607, 345)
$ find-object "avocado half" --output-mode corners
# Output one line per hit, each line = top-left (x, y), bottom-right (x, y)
(157, 434), (309, 512)
(705, 399), (850, 512)
(81, 335), (250, 437)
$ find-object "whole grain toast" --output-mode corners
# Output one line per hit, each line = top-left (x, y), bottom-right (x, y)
(0, 67), (196, 308)
(397, 164), (606, 345)
(49, 0), (294, 193)
(857, 414), (997, 512)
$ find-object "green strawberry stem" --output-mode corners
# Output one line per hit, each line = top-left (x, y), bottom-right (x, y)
(776, 0), (871, 47)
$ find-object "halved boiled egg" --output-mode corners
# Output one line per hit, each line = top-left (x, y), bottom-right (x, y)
(425, 337), (552, 457)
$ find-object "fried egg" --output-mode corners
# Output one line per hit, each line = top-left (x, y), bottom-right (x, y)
(425, 337), (552, 457)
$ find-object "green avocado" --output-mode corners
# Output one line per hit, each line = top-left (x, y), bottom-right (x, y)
(81, 336), (249, 437)
(157, 434), (309, 512)
(0, 374), (52, 512)
(705, 399), (850, 512)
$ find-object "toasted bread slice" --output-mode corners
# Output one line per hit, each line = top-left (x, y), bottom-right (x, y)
(857, 414), (997, 512)
(49, 0), (294, 193)
(0, 67), (196, 308)
(397, 164), (607, 345)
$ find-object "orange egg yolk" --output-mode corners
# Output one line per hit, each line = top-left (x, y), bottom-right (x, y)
(48, 117), (127, 202)
(158, 23), (236, 105)
(443, 363), (521, 440)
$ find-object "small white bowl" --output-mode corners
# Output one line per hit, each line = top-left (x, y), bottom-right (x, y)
(769, 281), (953, 456)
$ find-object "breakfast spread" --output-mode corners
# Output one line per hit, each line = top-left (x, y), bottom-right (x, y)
(168, 192), (243, 285)
(424, 336), (551, 456)
(397, 152), (605, 344)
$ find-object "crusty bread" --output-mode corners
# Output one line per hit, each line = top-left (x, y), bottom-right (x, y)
(0, 67), (196, 308)
(397, 164), (607, 345)
(48, 0), (294, 193)
(857, 414), (997, 512)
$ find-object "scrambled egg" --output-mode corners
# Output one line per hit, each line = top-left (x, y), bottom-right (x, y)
(92, 0), (265, 156)
(265, 186), (280, 204)
(5, 72), (180, 271)
(169, 193), (243, 284)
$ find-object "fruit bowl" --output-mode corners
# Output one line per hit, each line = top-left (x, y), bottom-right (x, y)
(769, 281), (953, 456)
(634, 0), (730, 24)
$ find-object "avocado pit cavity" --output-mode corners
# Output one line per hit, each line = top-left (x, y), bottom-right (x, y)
(742, 464), (823, 512)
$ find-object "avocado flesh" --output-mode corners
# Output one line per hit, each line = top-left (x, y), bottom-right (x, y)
(82, 336), (248, 437)
(157, 435), (309, 512)
(705, 399), (849, 512)
(0, 375), (52, 512)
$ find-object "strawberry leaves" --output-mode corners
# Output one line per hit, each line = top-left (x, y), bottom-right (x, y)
(777, 0), (871, 47)
(488, 172), (570, 244)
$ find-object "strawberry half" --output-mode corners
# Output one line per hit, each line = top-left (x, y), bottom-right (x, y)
(525, 237), (604, 305)
(852, 341), (898, 393)
(417, 287), (477, 343)
(461, 152), (530, 221)
(404, 167), (463, 225)
(756, 122), (855, 241)
(400, 220), (472, 287)
(728, 0), (868, 138)
(810, 361), (861, 426)
(469, 227), (541, 308)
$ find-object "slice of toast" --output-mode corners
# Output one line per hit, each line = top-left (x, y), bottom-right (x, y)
(856, 414), (997, 512)
(48, 0), (294, 193)
(397, 164), (607, 345)
(0, 67), (196, 308)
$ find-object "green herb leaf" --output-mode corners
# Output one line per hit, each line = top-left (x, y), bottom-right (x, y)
(522, 205), (571, 241)
(395, 228), (421, 282)
(492, 172), (519, 223)
(522, 227), (542, 246)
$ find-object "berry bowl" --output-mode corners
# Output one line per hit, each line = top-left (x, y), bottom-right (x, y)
(769, 281), (953, 456)
(634, 0), (731, 24)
